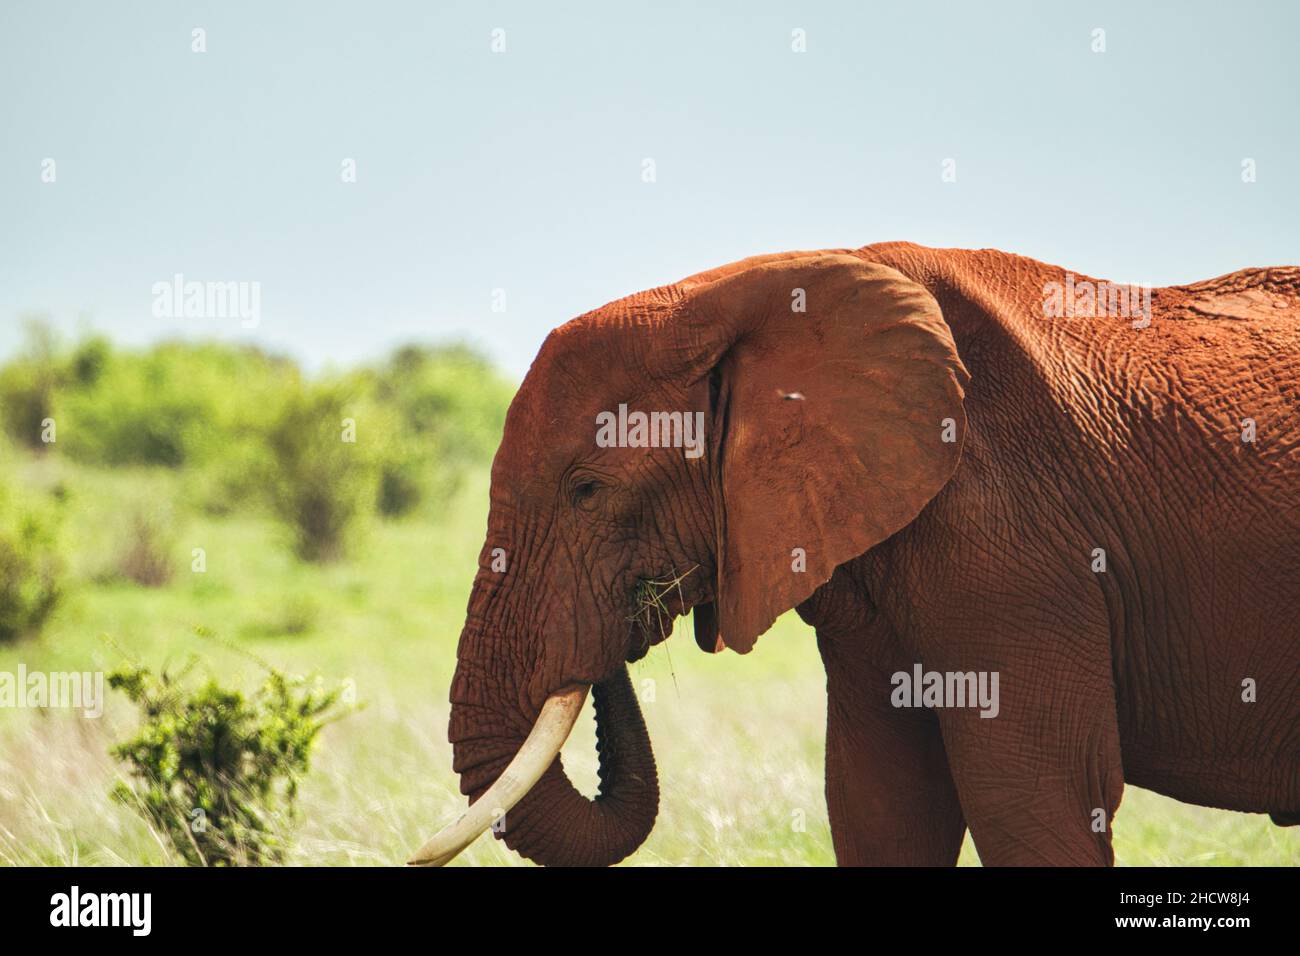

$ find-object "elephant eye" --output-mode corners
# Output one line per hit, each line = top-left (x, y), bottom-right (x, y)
(571, 479), (602, 510)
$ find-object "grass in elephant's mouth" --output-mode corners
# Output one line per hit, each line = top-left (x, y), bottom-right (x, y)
(627, 566), (698, 653)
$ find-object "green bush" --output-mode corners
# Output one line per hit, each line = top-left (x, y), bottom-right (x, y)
(0, 479), (64, 642)
(265, 383), (377, 562)
(369, 344), (512, 517)
(108, 656), (344, 866)
(55, 342), (298, 469)
(0, 320), (61, 452)
(67, 336), (110, 388)
(183, 435), (275, 517)
(377, 344), (511, 461)
(376, 455), (425, 518)
(0, 335), (512, 534)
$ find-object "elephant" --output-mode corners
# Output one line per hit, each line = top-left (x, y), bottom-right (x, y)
(411, 242), (1300, 867)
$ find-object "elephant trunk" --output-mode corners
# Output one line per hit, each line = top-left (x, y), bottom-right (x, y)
(419, 664), (659, 867)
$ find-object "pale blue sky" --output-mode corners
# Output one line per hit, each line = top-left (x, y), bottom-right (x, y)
(2, 0), (1297, 376)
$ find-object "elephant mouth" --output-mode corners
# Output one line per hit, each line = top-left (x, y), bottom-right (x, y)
(625, 565), (703, 661)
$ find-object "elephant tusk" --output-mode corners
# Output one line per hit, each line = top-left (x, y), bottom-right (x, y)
(408, 685), (590, 866)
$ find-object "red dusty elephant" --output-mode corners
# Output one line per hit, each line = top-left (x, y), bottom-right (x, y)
(412, 242), (1300, 866)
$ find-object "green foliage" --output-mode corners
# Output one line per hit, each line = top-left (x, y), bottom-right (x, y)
(0, 476), (64, 642)
(67, 336), (110, 388)
(377, 344), (511, 462)
(0, 330), (514, 566)
(55, 341), (298, 469)
(0, 320), (61, 451)
(376, 458), (425, 518)
(369, 344), (512, 518)
(108, 655), (344, 866)
(264, 383), (377, 562)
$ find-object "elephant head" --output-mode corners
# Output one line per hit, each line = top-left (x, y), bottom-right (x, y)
(410, 252), (969, 866)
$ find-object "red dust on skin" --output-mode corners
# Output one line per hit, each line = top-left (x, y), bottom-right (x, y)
(437, 242), (1300, 867)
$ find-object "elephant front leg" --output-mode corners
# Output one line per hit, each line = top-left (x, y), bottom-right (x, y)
(816, 626), (967, 865)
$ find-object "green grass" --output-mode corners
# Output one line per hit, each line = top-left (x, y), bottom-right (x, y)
(0, 459), (1294, 866)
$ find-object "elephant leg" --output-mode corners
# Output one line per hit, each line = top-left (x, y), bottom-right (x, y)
(815, 623), (967, 865)
(926, 620), (1125, 866)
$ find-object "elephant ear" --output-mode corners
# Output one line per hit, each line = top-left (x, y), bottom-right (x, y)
(680, 254), (969, 653)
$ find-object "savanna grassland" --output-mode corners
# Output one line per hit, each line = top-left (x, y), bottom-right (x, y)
(0, 329), (1293, 867)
